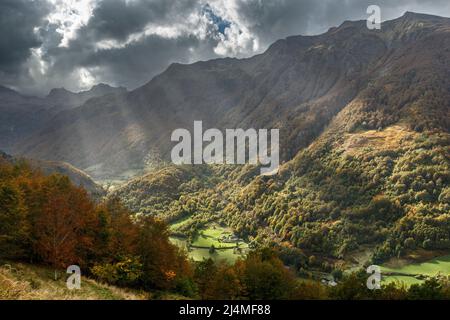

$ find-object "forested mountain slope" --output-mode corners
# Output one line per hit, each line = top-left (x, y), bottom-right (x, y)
(110, 12), (450, 264)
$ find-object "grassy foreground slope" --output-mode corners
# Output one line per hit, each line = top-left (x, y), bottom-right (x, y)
(0, 263), (147, 300)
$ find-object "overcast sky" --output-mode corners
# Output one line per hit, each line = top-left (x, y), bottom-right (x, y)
(1, 0), (449, 96)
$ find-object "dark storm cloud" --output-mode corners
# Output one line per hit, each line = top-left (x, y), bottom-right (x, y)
(0, 0), (51, 73)
(233, 0), (319, 46)
(67, 34), (208, 90)
(82, 0), (198, 41)
(39, 0), (216, 92)
(1, 0), (450, 95)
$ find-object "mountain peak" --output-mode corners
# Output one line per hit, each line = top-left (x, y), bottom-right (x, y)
(403, 11), (423, 18)
(402, 11), (437, 19)
(46, 84), (126, 100)
(395, 11), (449, 23)
(47, 87), (74, 98)
(0, 85), (20, 95)
(87, 83), (127, 94)
(91, 83), (110, 89)
(89, 83), (113, 92)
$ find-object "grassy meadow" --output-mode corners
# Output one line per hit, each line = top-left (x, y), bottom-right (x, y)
(170, 224), (249, 263)
(381, 255), (450, 286)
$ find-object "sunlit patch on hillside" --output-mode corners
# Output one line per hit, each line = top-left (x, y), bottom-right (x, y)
(341, 125), (416, 156)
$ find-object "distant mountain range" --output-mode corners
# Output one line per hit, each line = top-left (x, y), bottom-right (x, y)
(0, 83), (126, 154)
(1, 12), (449, 181)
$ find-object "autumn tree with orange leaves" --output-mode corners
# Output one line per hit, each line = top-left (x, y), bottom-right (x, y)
(31, 175), (98, 279)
